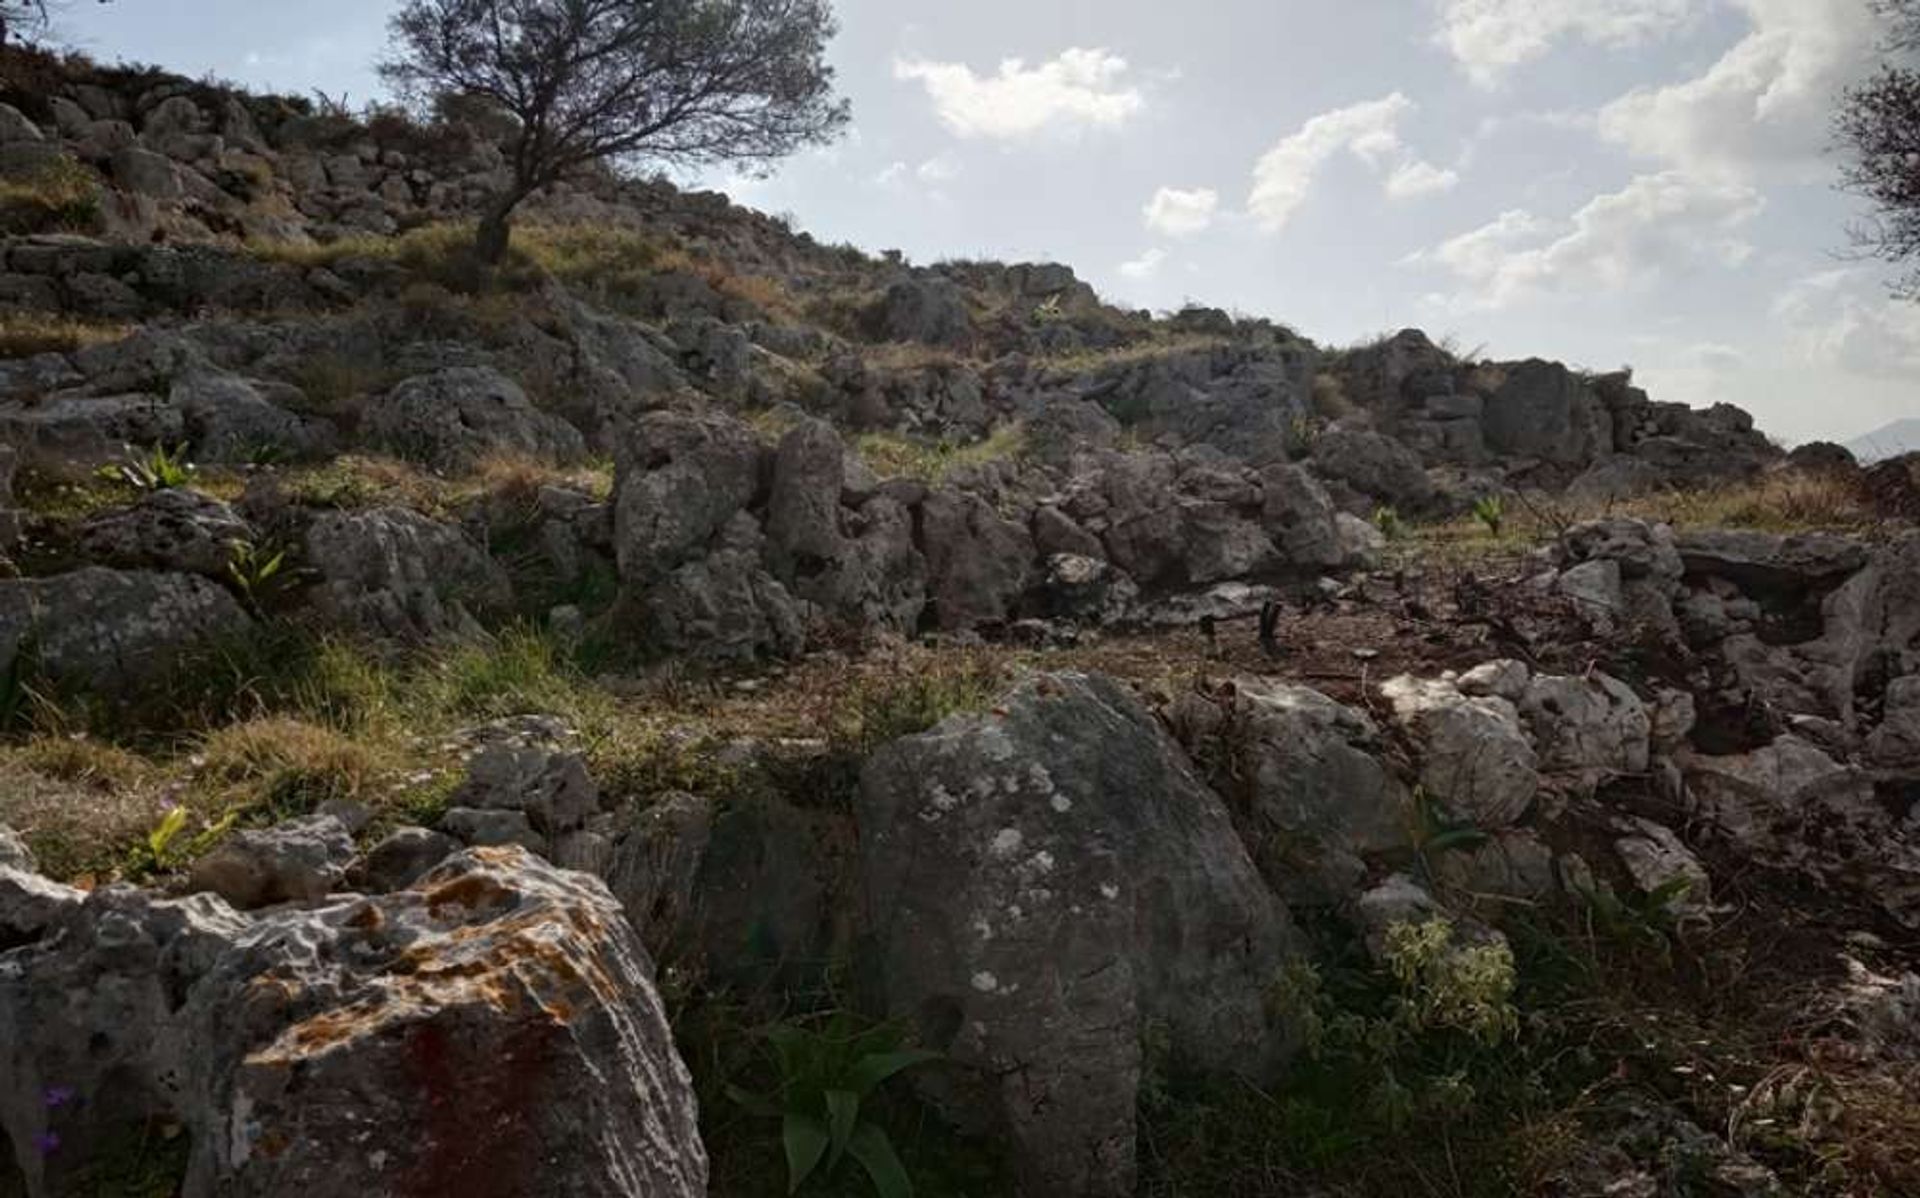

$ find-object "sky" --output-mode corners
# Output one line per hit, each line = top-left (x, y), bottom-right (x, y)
(48, 0), (1920, 446)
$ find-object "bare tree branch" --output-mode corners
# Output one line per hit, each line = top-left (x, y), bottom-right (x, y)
(1837, 5), (1920, 296)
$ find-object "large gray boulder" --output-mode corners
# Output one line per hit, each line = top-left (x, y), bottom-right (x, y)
(302, 507), (511, 640)
(1380, 671), (1540, 827)
(1867, 676), (1920, 768)
(77, 488), (253, 579)
(1675, 529), (1871, 596)
(186, 814), (356, 909)
(1481, 359), (1611, 467)
(858, 673), (1297, 1197)
(1518, 671), (1653, 783)
(614, 410), (765, 582)
(0, 847), (707, 1198)
(635, 533), (807, 661)
(871, 277), (972, 348)
(918, 488), (1033, 630)
(449, 739), (600, 840)
(1311, 426), (1435, 510)
(170, 372), (336, 463)
(812, 494), (928, 633)
(0, 393), (186, 465)
(763, 416), (847, 581)
(1173, 678), (1412, 906)
(608, 791), (838, 992)
(1557, 518), (1685, 638)
(363, 366), (586, 470)
(1683, 736), (1920, 926)
(1259, 462), (1347, 568)
(0, 568), (251, 690)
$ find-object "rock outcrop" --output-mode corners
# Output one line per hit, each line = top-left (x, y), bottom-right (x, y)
(858, 673), (1297, 1196)
(0, 847), (707, 1198)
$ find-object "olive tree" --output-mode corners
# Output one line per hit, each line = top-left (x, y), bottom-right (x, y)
(1838, 0), (1920, 295)
(380, 0), (848, 263)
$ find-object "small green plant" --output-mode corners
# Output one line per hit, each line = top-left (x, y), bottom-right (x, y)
(728, 1013), (936, 1198)
(97, 443), (196, 491)
(832, 659), (1003, 757)
(1, 638), (43, 734)
(1372, 505), (1407, 541)
(1285, 414), (1323, 459)
(1471, 494), (1505, 538)
(225, 539), (288, 613)
(1577, 878), (1692, 963)
(1269, 918), (1520, 1133)
(1410, 788), (1489, 868)
(123, 803), (236, 882)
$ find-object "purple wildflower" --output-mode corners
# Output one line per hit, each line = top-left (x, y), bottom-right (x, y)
(31, 1130), (59, 1157)
(42, 1085), (75, 1109)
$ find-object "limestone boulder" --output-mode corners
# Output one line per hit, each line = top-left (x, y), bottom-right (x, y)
(363, 366), (585, 471)
(77, 488), (253, 579)
(1380, 671), (1540, 827)
(0, 847), (708, 1198)
(0, 568), (251, 690)
(186, 814), (356, 909)
(613, 410), (765, 581)
(302, 507), (511, 641)
(1173, 677), (1412, 905)
(858, 672), (1297, 1197)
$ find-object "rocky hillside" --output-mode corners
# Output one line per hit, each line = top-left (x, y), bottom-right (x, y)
(2, 45), (1919, 1198)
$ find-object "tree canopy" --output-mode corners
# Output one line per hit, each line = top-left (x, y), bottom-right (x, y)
(381, 0), (849, 262)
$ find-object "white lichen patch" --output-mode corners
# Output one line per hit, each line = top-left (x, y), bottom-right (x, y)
(990, 827), (1024, 858)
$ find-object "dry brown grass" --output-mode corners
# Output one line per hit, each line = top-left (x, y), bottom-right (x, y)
(1311, 371), (1355, 420)
(196, 716), (386, 817)
(1409, 469), (1882, 571)
(860, 342), (969, 373)
(8, 734), (153, 792)
(0, 154), (101, 236)
(1614, 471), (1875, 534)
(0, 312), (130, 359)
(1035, 332), (1232, 376)
(854, 423), (1028, 483)
(274, 451), (611, 518)
(471, 451), (614, 504)
(0, 750), (166, 880)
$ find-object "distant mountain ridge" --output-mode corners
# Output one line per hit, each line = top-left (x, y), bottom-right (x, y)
(1846, 418), (1920, 462)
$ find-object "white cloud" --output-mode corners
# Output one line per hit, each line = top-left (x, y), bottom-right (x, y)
(1414, 171), (1764, 308)
(1143, 186), (1219, 237)
(1771, 268), (1920, 378)
(875, 155), (962, 190)
(916, 154), (961, 184)
(1119, 247), (1169, 280)
(1436, 0), (1700, 87)
(1247, 93), (1458, 233)
(1597, 0), (1880, 178)
(1386, 160), (1461, 200)
(893, 48), (1144, 139)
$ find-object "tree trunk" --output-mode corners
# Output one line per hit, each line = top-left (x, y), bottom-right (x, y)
(473, 192), (523, 265)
